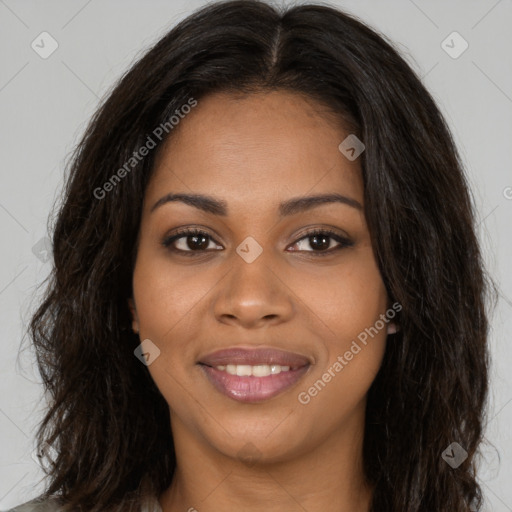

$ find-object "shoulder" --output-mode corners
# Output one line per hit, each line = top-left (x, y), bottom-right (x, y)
(3, 496), (63, 512)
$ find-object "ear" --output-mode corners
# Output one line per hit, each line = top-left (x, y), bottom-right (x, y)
(386, 322), (399, 335)
(128, 298), (140, 334)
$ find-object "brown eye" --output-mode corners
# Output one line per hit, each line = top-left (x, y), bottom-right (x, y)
(288, 229), (353, 255)
(163, 229), (223, 254)
(162, 228), (353, 257)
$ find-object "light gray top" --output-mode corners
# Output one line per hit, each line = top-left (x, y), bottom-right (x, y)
(3, 495), (163, 512)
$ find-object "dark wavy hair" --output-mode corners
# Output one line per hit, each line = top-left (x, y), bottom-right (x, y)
(27, 1), (492, 510)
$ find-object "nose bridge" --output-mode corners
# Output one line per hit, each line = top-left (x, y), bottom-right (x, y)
(212, 238), (293, 327)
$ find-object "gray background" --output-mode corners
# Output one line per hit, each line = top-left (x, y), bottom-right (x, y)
(0, 0), (511, 510)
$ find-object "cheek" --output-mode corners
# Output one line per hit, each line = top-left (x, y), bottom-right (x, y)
(297, 248), (388, 346)
(298, 334), (385, 440)
(132, 248), (212, 341)
(131, 249), (208, 421)
(295, 249), (388, 405)
(130, 248), (213, 403)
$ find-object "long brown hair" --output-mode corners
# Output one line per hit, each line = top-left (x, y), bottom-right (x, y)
(29, 1), (492, 510)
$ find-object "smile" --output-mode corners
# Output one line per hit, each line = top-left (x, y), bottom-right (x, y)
(198, 347), (312, 403)
(215, 364), (294, 376)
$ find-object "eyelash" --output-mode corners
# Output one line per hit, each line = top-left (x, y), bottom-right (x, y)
(162, 227), (353, 257)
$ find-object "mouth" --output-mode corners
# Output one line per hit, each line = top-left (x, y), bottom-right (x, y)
(198, 347), (312, 403)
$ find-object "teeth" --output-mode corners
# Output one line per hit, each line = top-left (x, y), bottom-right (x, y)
(236, 365), (252, 377)
(218, 364), (291, 376)
(253, 364), (271, 377)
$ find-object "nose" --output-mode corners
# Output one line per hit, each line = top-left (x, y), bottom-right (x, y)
(212, 248), (294, 329)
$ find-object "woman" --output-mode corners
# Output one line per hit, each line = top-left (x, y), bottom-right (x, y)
(8, 0), (491, 511)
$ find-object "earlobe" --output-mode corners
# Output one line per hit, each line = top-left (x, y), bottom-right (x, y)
(387, 322), (399, 335)
(128, 298), (140, 334)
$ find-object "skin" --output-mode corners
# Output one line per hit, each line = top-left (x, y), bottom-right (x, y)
(129, 90), (394, 512)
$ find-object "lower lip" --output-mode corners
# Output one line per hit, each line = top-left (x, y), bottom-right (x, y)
(199, 364), (310, 403)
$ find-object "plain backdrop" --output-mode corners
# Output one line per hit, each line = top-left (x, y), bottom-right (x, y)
(0, 0), (511, 510)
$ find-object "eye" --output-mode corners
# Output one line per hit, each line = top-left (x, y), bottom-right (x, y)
(163, 227), (353, 257)
(162, 228), (222, 255)
(288, 229), (353, 256)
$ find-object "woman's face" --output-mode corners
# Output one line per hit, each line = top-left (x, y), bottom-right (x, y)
(130, 90), (390, 463)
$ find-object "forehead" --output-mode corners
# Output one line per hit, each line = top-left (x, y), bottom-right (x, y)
(146, 90), (363, 212)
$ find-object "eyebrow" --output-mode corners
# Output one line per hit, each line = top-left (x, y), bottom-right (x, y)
(150, 192), (363, 216)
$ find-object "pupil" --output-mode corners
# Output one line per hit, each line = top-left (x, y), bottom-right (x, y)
(311, 235), (329, 250)
(188, 235), (209, 250)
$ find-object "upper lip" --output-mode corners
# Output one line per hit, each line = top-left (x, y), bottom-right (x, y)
(198, 347), (311, 368)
